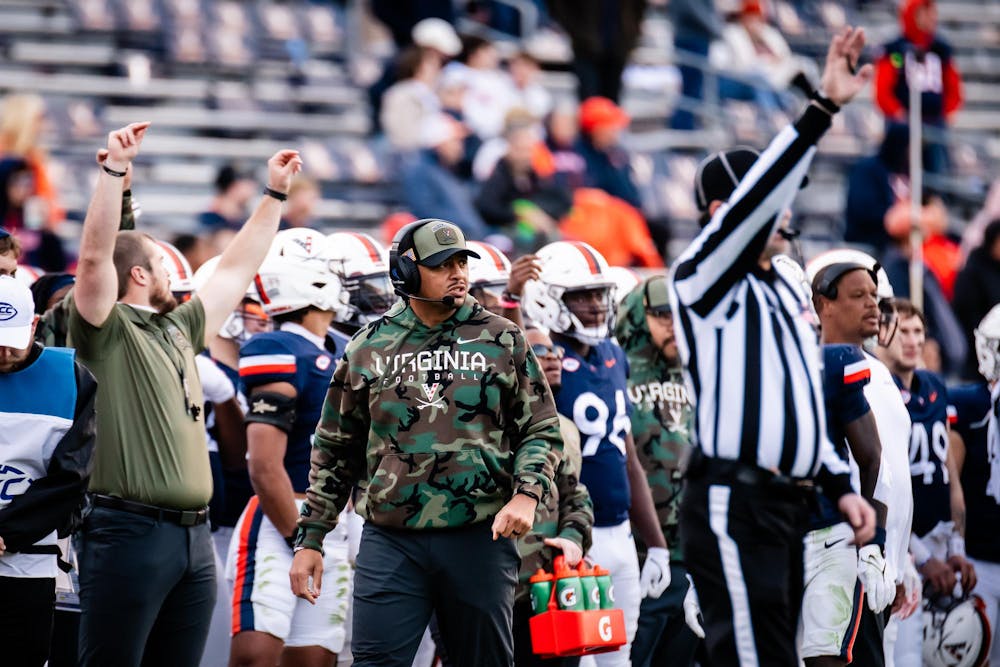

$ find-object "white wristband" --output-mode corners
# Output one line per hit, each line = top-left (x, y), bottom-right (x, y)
(949, 534), (966, 559)
(909, 533), (932, 568)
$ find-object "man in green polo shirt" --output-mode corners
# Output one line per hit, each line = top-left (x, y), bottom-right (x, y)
(69, 121), (303, 667)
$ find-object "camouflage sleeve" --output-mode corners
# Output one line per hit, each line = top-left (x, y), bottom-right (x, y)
(296, 353), (368, 553)
(508, 328), (562, 503)
(556, 463), (593, 554)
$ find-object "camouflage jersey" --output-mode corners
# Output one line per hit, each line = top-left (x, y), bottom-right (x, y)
(515, 414), (594, 602)
(614, 284), (693, 561)
(297, 296), (562, 551)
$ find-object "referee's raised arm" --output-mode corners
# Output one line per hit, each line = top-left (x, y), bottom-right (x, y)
(671, 27), (876, 667)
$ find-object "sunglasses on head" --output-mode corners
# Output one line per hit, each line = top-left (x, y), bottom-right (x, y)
(531, 343), (564, 359)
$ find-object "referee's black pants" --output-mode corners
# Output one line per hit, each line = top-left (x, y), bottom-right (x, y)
(680, 477), (810, 666)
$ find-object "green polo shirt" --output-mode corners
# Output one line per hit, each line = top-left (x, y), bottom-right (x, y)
(67, 296), (212, 509)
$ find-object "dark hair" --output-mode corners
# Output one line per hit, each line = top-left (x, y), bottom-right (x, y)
(893, 298), (926, 328)
(29, 272), (74, 314)
(459, 35), (491, 64)
(112, 230), (155, 300)
(272, 307), (314, 326)
(0, 230), (20, 258)
(982, 219), (1000, 252)
(171, 233), (200, 255)
(395, 46), (432, 80)
(214, 164), (251, 195)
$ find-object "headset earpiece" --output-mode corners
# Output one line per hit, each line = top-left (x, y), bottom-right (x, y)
(389, 220), (430, 296)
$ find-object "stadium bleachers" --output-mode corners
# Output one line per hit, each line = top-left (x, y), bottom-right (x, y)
(0, 0), (994, 255)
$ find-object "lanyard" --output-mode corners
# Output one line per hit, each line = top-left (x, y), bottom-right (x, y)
(126, 306), (202, 421)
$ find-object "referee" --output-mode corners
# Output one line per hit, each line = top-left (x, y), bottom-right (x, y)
(668, 28), (876, 666)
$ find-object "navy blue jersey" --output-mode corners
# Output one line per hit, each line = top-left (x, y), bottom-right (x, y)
(555, 339), (632, 527)
(896, 370), (952, 537)
(239, 330), (337, 492)
(950, 382), (1000, 562)
(812, 345), (872, 528)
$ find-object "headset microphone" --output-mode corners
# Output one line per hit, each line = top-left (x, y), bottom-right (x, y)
(393, 288), (456, 308)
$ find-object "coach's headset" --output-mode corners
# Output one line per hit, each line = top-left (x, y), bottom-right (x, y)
(389, 219), (478, 307)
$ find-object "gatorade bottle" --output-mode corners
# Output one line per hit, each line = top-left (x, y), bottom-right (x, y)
(529, 569), (554, 615)
(593, 565), (615, 609)
(577, 563), (600, 611)
(553, 555), (585, 611)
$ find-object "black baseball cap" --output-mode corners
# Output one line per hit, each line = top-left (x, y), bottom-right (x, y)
(694, 147), (809, 221)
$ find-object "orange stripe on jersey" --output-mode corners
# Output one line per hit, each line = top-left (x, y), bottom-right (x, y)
(571, 242), (600, 275)
(350, 233), (381, 263)
(231, 495), (260, 635)
(239, 363), (296, 376)
(844, 368), (871, 384)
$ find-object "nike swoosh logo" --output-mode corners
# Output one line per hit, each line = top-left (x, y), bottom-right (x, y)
(824, 538), (846, 549)
(456, 338), (479, 345)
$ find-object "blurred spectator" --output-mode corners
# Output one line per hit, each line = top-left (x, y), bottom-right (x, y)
(952, 220), (1000, 379)
(873, 0), (962, 173)
(198, 165), (255, 232)
(280, 177), (321, 229)
(368, 16), (461, 132)
(961, 179), (1000, 260)
(884, 192), (960, 299)
(560, 188), (664, 268)
(0, 228), (20, 277)
(0, 94), (63, 229)
(400, 114), (488, 238)
(844, 123), (910, 254)
(0, 158), (67, 271)
(548, 0), (647, 102)
(537, 102), (588, 192)
(475, 112), (571, 252)
(668, 0), (722, 130)
(381, 46), (443, 151)
(508, 51), (552, 120)
(578, 97), (642, 209)
(29, 273), (74, 316)
(454, 36), (517, 140)
(171, 233), (213, 274)
(710, 1), (815, 117)
(881, 229), (967, 376)
(438, 67), (482, 179)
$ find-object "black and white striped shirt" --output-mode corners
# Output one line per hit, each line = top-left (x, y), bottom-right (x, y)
(669, 106), (851, 487)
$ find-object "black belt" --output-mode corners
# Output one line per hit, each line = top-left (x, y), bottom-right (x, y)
(91, 494), (209, 527)
(685, 451), (815, 496)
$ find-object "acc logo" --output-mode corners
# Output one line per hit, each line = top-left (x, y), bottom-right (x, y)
(559, 587), (577, 608)
(316, 355), (331, 371)
(0, 464), (32, 500)
(0, 302), (17, 321)
(562, 357), (580, 373)
(598, 615), (613, 642)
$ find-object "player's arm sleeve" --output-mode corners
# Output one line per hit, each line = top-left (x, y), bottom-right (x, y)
(297, 353), (368, 553)
(0, 361), (97, 550)
(670, 104), (831, 318)
(554, 430), (594, 553)
(508, 327), (562, 504)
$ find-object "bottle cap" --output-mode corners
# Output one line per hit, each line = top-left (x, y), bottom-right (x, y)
(577, 562), (594, 576)
(529, 568), (553, 583)
(592, 565), (609, 576)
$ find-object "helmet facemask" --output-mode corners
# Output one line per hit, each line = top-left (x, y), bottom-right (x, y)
(561, 285), (616, 346)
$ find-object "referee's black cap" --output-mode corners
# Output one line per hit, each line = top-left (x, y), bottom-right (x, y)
(694, 147), (809, 223)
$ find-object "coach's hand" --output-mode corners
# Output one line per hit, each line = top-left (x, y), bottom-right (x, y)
(492, 493), (537, 540)
(819, 26), (873, 107)
(105, 121), (150, 173)
(290, 548), (324, 605)
(543, 537), (583, 567)
(267, 149), (303, 195)
(838, 493), (876, 545)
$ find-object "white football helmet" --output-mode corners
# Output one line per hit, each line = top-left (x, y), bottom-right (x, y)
(270, 228), (330, 264)
(192, 255), (270, 343)
(156, 240), (194, 296)
(325, 231), (396, 327)
(466, 240), (512, 301)
(605, 266), (642, 306)
(13, 265), (43, 288)
(254, 255), (350, 320)
(923, 594), (992, 667)
(974, 304), (1000, 383)
(805, 248), (897, 347)
(522, 241), (616, 345)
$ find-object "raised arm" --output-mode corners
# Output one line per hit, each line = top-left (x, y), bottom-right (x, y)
(199, 150), (302, 346)
(75, 122), (150, 326)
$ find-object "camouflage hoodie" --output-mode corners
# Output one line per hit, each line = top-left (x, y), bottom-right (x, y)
(515, 413), (593, 601)
(298, 296), (562, 550)
(614, 284), (693, 560)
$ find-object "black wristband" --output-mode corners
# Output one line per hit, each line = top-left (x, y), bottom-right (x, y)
(809, 91), (841, 115)
(284, 534), (297, 550)
(501, 290), (521, 303)
(516, 489), (540, 503)
(865, 526), (887, 549)
(102, 163), (127, 178)
(263, 186), (288, 202)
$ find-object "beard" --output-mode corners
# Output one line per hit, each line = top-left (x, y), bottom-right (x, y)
(151, 285), (178, 315)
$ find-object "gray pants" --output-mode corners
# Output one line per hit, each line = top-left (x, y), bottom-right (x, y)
(77, 506), (217, 667)
(352, 521), (519, 667)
